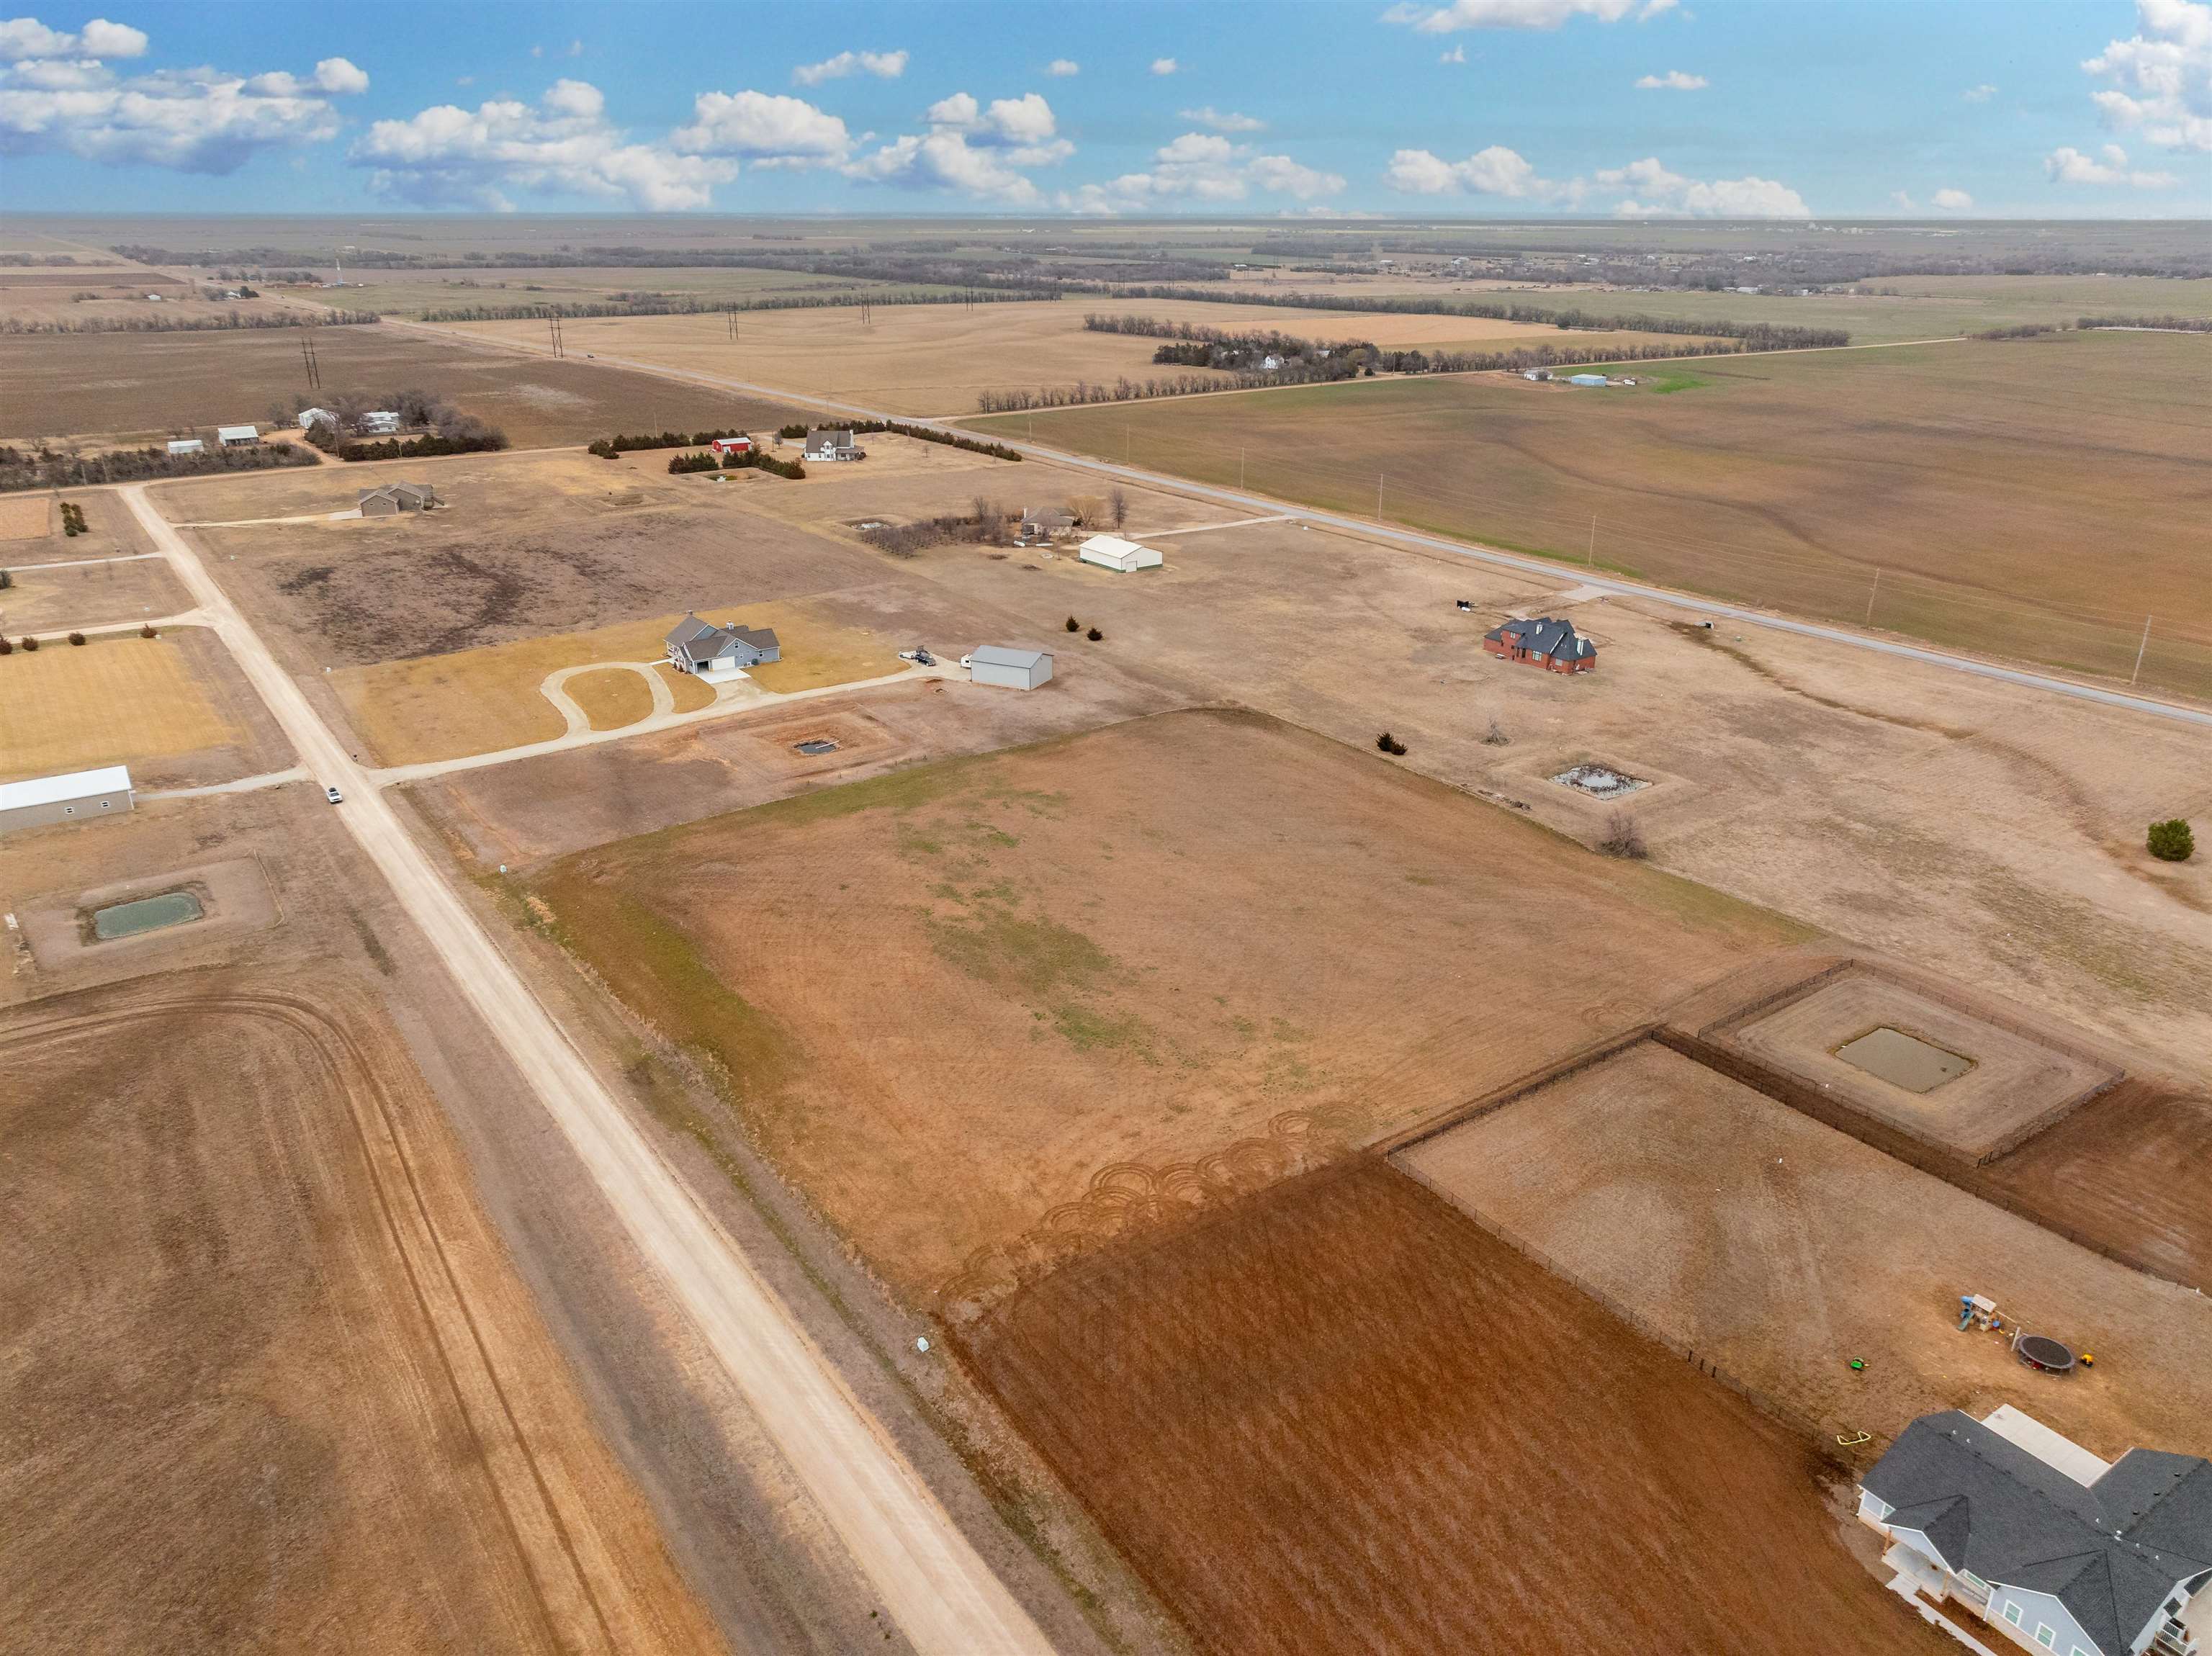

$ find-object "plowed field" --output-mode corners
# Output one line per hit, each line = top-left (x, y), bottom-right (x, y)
(960, 1157), (1945, 1656)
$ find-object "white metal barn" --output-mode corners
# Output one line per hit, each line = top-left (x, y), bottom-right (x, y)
(1077, 534), (1162, 572)
(968, 646), (1053, 690)
(0, 765), (135, 834)
(216, 424), (260, 447)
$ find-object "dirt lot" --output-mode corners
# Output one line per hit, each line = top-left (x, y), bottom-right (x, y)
(449, 297), (1610, 417)
(0, 783), (727, 1656)
(0, 630), (256, 784)
(1398, 1039), (2212, 1463)
(0, 322), (801, 447)
(960, 1155), (1947, 1656)
(526, 707), (1807, 1301)
(0, 552), (189, 633)
(0, 490), (52, 537)
(969, 330), (2212, 695)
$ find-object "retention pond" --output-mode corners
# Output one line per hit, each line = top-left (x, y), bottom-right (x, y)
(1833, 1025), (1974, 1093)
(92, 889), (205, 941)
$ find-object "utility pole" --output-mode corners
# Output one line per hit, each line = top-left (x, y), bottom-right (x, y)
(1866, 568), (1881, 625)
(2131, 615), (2152, 686)
(1377, 473), (1385, 522)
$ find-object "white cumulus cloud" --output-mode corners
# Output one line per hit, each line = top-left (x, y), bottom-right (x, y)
(1963, 83), (1997, 102)
(1181, 105), (1265, 132)
(351, 79), (731, 210)
(1931, 186), (1973, 210)
(1047, 58), (1079, 76)
(2044, 142), (2180, 186)
(0, 15), (145, 58)
(0, 19), (366, 174)
(674, 89), (850, 165)
(1635, 69), (1707, 89)
(1064, 131), (1344, 214)
(1385, 143), (1559, 198)
(1599, 156), (1809, 217)
(1439, 45), (1467, 62)
(2080, 0), (2211, 152)
(1384, 0), (1670, 32)
(792, 48), (907, 86)
(1151, 57), (1178, 74)
(846, 89), (1073, 203)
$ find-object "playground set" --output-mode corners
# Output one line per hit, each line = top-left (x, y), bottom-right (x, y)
(1959, 1292), (2093, 1375)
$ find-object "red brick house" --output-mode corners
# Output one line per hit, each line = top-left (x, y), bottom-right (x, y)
(1483, 615), (1597, 672)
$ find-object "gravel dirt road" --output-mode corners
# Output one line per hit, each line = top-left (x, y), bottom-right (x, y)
(119, 482), (1056, 1656)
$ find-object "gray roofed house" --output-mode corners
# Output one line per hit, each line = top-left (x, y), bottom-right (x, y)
(1017, 507), (1078, 543)
(665, 612), (781, 678)
(1481, 615), (1597, 672)
(1858, 1408), (2211, 1656)
(357, 481), (439, 516)
(803, 428), (863, 462)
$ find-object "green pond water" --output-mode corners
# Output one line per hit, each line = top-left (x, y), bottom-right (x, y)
(93, 889), (204, 940)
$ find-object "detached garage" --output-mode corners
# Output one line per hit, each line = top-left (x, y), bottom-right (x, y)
(0, 764), (135, 834)
(967, 646), (1053, 690)
(1077, 534), (1162, 573)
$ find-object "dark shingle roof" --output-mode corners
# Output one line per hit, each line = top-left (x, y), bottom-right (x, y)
(1483, 616), (1593, 660)
(1864, 1412), (2212, 1655)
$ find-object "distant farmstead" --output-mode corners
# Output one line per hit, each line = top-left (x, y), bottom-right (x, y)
(216, 424), (260, 447)
(358, 481), (439, 516)
(1483, 616), (1596, 672)
(665, 612), (781, 679)
(359, 411), (402, 436)
(804, 428), (863, 462)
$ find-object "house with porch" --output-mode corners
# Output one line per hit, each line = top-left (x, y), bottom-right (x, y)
(1858, 1408), (2209, 1656)
(1481, 615), (1597, 672)
(665, 613), (781, 680)
(803, 428), (863, 462)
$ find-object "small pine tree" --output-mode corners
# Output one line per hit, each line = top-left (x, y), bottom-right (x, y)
(1376, 732), (1407, 755)
(1087, 626), (1102, 642)
(20, 635), (37, 652)
(1066, 616), (1080, 632)
(141, 621), (158, 639)
(2147, 819), (2195, 862)
(67, 631), (86, 646)
(0, 636), (12, 654)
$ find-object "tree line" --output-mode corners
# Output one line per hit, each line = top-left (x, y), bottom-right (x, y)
(0, 308), (380, 335)
(416, 286), (1058, 323)
(0, 440), (319, 493)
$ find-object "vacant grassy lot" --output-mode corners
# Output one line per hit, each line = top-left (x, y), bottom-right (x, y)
(451, 296), (1597, 416)
(973, 330), (2212, 696)
(0, 634), (235, 780)
(0, 323), (801, 446)
(961, 1156), (1946, 1656)
(0, 492), (51, 538)
(528, 708), (1807, 1300)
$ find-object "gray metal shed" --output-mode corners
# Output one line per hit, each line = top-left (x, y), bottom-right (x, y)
(968, 646), (1053, 691)
(0, 764), (135, 834)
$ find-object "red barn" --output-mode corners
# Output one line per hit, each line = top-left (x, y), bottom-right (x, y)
(711, 436), (754, 458)
(1482, 615), (1596, 672)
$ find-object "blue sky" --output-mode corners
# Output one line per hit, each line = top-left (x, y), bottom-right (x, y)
(1, 1), (2205, 217)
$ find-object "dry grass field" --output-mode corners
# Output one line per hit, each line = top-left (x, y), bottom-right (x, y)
(1401, 1040), (2212, 1461)
(0, 323), (801, 446)
(0, 554), (188, 633)
(971, 330), (2212, 696)
(527, 708), (1807, 1300)
(0, 971), (724, 1656)
(960, 1156), (1947, 1656)
(449, 297), (1612, 416)
(331, 598), (894, 766)
(0, 491), (52, 538)
(0, 634), (236, 780)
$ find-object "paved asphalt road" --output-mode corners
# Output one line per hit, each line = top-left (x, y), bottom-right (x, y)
(120, 483), (1058, 1656)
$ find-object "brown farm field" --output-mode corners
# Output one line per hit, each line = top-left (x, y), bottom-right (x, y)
(960, 1156), (1948, 1656)
(1398, 1038), (2212, 1462)
(526, 707), (1809, 1300)
(446, 296), (1619, 417)
(0, 322), (801, 446)
(0, 968), (724, 1656)
(970, 330), (2212, 696)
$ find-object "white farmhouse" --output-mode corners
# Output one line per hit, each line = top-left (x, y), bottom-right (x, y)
(1858, 1408), (2210, 1656)
(1076, 534), (1162, 573)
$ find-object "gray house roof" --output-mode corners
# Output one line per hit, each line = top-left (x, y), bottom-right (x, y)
(1864, 1411), (2212, 1655)
(1022, 508), (1077, 527)
(1483, 616), (1595, 660)
(666, 613), (778, 665)
(806, 428), (856, 448)
(970, 645), (1049, 670)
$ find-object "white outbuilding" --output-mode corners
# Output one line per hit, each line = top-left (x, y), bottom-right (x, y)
(166, 438), (205, 456)
(1077, 534), (1162, 573)
(966, 646), (1053, 690)
(217, 424), (260, 447)
(0, 765), (135, 834)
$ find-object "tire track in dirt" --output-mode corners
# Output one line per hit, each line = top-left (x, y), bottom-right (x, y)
(1, 984), (618, 1656)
